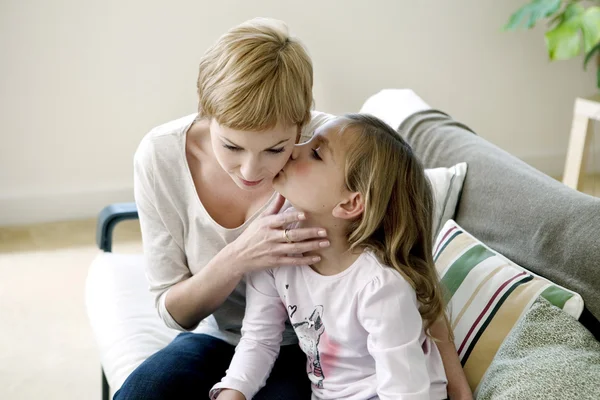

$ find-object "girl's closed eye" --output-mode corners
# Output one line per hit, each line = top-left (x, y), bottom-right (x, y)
(311, 148), (322, 160)
(267, 147), (285, 154)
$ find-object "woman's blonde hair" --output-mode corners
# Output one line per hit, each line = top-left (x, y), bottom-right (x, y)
(196, 18), (313, 131)
(340, 114), (451, 340)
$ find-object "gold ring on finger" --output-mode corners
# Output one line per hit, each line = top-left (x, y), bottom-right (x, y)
(283, 228), (293, 243)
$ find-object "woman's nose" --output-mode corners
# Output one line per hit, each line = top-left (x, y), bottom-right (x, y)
(240, 155), (261, 180)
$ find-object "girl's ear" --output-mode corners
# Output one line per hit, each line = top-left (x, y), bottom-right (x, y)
(332, 192), (364, 220)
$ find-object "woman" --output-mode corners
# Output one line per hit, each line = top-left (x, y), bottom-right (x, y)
(115, 17), (471, 400)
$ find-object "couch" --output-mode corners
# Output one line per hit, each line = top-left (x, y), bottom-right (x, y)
(85, 90), (600, 400)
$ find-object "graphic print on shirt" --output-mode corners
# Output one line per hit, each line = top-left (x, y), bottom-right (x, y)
(292, 305), (326, 389)
(283, 284), (297, 318)
(287, 304), (298, 318)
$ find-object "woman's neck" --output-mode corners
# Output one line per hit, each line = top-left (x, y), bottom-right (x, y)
(301, 214), (362, 276)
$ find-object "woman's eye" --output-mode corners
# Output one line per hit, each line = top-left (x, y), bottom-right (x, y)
(311, 149), (322, 160)
(223, 144), (242, 152)
(267, 147), (285, 154)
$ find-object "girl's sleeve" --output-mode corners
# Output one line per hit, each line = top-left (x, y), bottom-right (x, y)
(356, 274), (433, 400)
(209, 269), (288, 400)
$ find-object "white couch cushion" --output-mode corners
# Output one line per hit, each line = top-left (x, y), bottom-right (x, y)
(359, 88), (432, 131)
(425, 163), (467, 239)
(85, 252), (179, 391)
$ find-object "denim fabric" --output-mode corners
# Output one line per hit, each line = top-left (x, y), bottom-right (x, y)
(114, 333), (310, 399)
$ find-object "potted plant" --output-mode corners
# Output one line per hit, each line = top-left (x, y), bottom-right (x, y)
(504, 0), (600, 89)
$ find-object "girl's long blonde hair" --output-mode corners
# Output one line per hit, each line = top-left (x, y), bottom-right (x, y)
(341, 113), (451, 339)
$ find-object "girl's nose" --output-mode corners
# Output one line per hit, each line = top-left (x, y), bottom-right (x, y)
(291, 145), (302, 160)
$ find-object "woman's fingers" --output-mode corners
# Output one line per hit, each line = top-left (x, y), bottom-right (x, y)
(268, 209), (306, 228)
(282, 227), (327, 242)
(275, 254), (322, 266)
(279, 239), (330, 255)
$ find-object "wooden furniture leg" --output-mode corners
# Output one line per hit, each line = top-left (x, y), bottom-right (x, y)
(562, 96), (600, 190)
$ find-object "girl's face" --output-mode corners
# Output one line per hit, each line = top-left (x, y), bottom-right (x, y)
(210, 119), (298, 191)
(273, 118), (354, 214)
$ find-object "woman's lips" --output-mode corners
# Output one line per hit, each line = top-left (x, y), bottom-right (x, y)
(239, 177), (263, 186)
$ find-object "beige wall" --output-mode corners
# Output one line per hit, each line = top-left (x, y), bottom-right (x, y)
(1, 0), (597, 225)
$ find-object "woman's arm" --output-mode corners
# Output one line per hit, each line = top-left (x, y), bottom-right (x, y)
(163, 195), (330, 329)
(135, 140), (328, 330)
(134, 124), (329, 331)
(430, 320), (473, 400)
(163, 244), (246, 330)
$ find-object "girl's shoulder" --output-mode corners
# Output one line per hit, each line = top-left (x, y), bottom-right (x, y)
(361, 250), (417, 296)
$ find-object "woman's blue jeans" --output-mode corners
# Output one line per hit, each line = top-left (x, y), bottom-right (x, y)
(113, 332), (310, 399)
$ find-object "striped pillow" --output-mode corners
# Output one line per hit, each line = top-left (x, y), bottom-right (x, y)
(434, 220), (584, 393)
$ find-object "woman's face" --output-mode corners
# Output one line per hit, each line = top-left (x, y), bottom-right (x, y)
(210, 119), (298, 191)
(273, 118), (352, 214)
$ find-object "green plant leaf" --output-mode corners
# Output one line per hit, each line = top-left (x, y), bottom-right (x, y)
(581, 7), (600, 53)
(597, 66), (600, 89)
(584, 42), (600, 69)
(563, 3), (585, 20)
(547, 3), (584, 32)
(504, 0), (563, 30)
(544, 3), (589, 60)
(545, 17), (582, 59)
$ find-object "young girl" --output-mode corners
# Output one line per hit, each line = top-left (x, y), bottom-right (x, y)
(210, 114), (450, 400)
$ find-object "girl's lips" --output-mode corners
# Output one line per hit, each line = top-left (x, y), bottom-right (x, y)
(240, 177), (263, 186)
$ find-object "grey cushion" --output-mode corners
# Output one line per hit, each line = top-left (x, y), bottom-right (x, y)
(399, 110), (600, 331)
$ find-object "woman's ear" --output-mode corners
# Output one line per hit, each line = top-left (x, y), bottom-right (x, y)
(332, 192), (364, 220)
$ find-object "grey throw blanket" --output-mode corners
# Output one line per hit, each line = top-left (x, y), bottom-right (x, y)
(476, 297), (600, 399)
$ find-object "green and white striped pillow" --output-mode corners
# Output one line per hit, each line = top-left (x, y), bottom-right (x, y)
(434, 220), (584, 393)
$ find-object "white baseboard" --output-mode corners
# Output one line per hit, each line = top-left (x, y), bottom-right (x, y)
(0, 186), (134, 226)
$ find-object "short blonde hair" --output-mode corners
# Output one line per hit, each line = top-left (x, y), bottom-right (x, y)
(197, 18), (313, 131)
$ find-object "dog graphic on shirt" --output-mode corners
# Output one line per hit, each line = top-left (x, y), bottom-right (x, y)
(292, 305), (325, 388)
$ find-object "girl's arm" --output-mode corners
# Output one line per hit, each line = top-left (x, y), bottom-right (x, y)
(430, 320), (473, 400)
(215, 389), (246, 400)
(210, 269), (289, 400)
(357, 276), (439, 400)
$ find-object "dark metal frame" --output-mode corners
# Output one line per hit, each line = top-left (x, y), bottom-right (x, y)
(95, 202), (139, 400)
